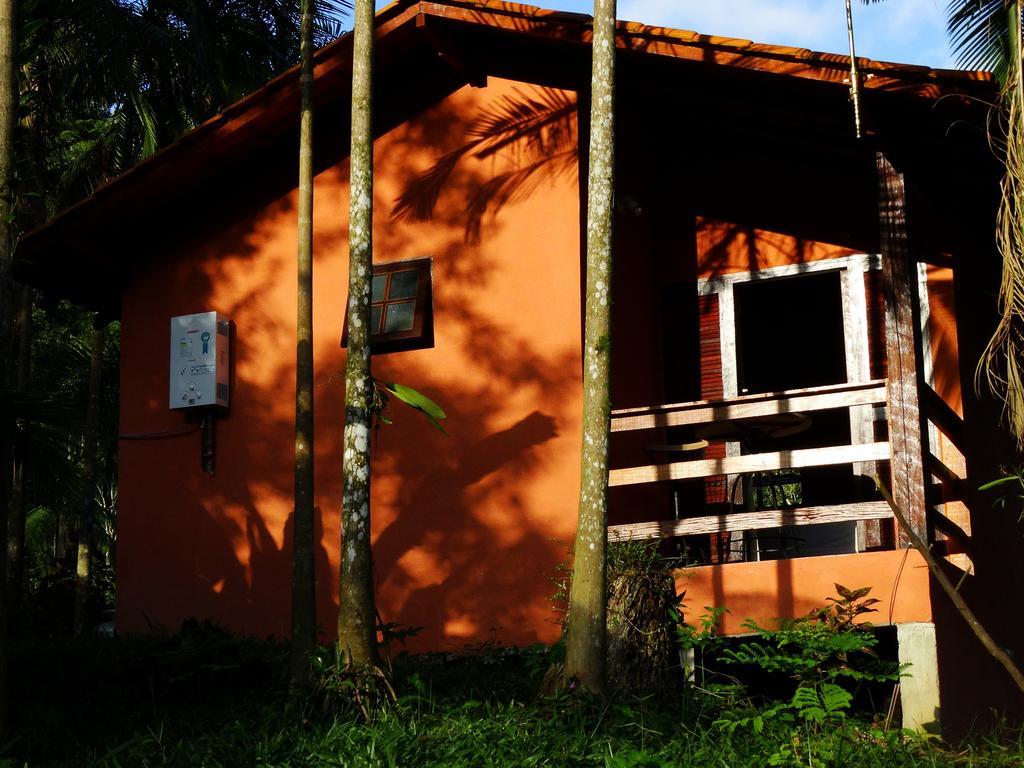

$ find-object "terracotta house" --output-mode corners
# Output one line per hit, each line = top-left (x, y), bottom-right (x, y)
(17, 0), (1022, 733)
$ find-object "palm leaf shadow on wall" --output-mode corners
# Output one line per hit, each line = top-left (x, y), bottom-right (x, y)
(391, 87), (578, 243)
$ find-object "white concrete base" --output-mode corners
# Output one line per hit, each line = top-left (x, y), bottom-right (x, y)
(897, 622), (941, 733)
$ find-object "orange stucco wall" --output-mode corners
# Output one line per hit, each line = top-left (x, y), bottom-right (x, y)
(679, 549), (933, 634)
(117, 78), (582, 651)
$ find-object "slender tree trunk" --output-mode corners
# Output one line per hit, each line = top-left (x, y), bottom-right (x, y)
(73, 321), (105, 637)
(0, 440), (7, 744)
(290, 0), (318, 690)
(337, 0), (379, 666)
(563, 0), (616, 696)
(0, 0), (16, 741)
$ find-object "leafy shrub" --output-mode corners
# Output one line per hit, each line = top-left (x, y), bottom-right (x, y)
(720, 584), (899, 690)
(672, 583), (901, 745)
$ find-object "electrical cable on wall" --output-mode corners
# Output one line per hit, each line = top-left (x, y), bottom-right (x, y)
(118, 424), (200, 440)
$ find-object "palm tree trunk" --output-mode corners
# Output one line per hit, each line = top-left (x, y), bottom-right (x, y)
(563, 0), (616, 696)
(337, 0), (379, 666)
(290, 0), (318, 690)
(73, 321), (105, 637)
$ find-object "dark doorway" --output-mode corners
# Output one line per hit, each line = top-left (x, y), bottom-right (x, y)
(732, 269), (857, 559)
(734, 270), (847, 395)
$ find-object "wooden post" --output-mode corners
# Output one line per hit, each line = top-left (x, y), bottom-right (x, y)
(876, 151), (928, 546)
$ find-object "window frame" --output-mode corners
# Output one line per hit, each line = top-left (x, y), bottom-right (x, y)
(341, 257), (434, 354)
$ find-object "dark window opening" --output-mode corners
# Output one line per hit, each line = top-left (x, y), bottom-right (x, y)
(341, 258), (434, 354)
(734, 270), (847, 395)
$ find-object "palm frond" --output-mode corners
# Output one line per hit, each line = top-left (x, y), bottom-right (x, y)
(946, 0), (1014, 80)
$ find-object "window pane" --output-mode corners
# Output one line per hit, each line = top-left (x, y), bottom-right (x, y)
(388, 269), (419, 300)
(371, 304), (383, 333)
(384, 301), (416, 333)
(372, 274), (388, 303)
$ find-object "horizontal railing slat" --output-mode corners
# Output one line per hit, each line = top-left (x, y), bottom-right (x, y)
(921, 385), (965, 453)
(608, 441), (891, 487)
(608, 501), (893, 541)
(611, 380), (886, 433)
(927, 507), (972, 555)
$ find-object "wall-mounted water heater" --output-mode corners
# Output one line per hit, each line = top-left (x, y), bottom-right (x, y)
(169, 312), (230, 410)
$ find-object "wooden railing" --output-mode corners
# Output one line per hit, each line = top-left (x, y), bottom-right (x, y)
(920, 383), (972, 554)
(607, 380), (896, 543)
(609, 502), (893, 542)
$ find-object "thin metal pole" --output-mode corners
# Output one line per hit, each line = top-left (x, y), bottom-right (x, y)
(845, 0), (863, 139)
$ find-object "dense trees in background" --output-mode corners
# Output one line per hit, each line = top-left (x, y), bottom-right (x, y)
(0, 0), (346, 732)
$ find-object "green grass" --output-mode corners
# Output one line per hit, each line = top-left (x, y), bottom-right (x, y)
(9, 629), (1024, 767)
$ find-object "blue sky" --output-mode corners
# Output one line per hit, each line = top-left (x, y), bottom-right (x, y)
(382, 1), (960, 70)
(610, 0), (954, 68)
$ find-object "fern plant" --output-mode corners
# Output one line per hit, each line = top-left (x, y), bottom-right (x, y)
(790, 683), (853, 725)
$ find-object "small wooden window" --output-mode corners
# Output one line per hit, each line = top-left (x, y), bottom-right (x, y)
(341, 257), (434, 354)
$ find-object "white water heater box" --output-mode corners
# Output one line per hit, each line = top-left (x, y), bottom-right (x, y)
(169, 312), (230, 410)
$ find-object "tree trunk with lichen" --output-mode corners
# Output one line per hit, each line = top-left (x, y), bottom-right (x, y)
(73, 321), (105, 637)
(337, 0), (379, 667)
(562, 0), (616, 696)
(290, 0), (317, 690)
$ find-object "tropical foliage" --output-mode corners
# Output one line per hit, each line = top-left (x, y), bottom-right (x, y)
(9, 625), (1024, 767)
(4, 0), (348, 639)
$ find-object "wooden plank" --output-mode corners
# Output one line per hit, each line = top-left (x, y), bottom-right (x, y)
(927, 508), (972, 556)
(921, 384), (965, 452)
(613, 379), (882, 418)
(876, 151), (929, 546)
(925, 453), (965, 502)
(611, 381), (886, 433)
(925, 451), (963, 484)
(842, 262), (876, 476)
(609, 441), (890, 487)
(608, 501), (894, 541)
